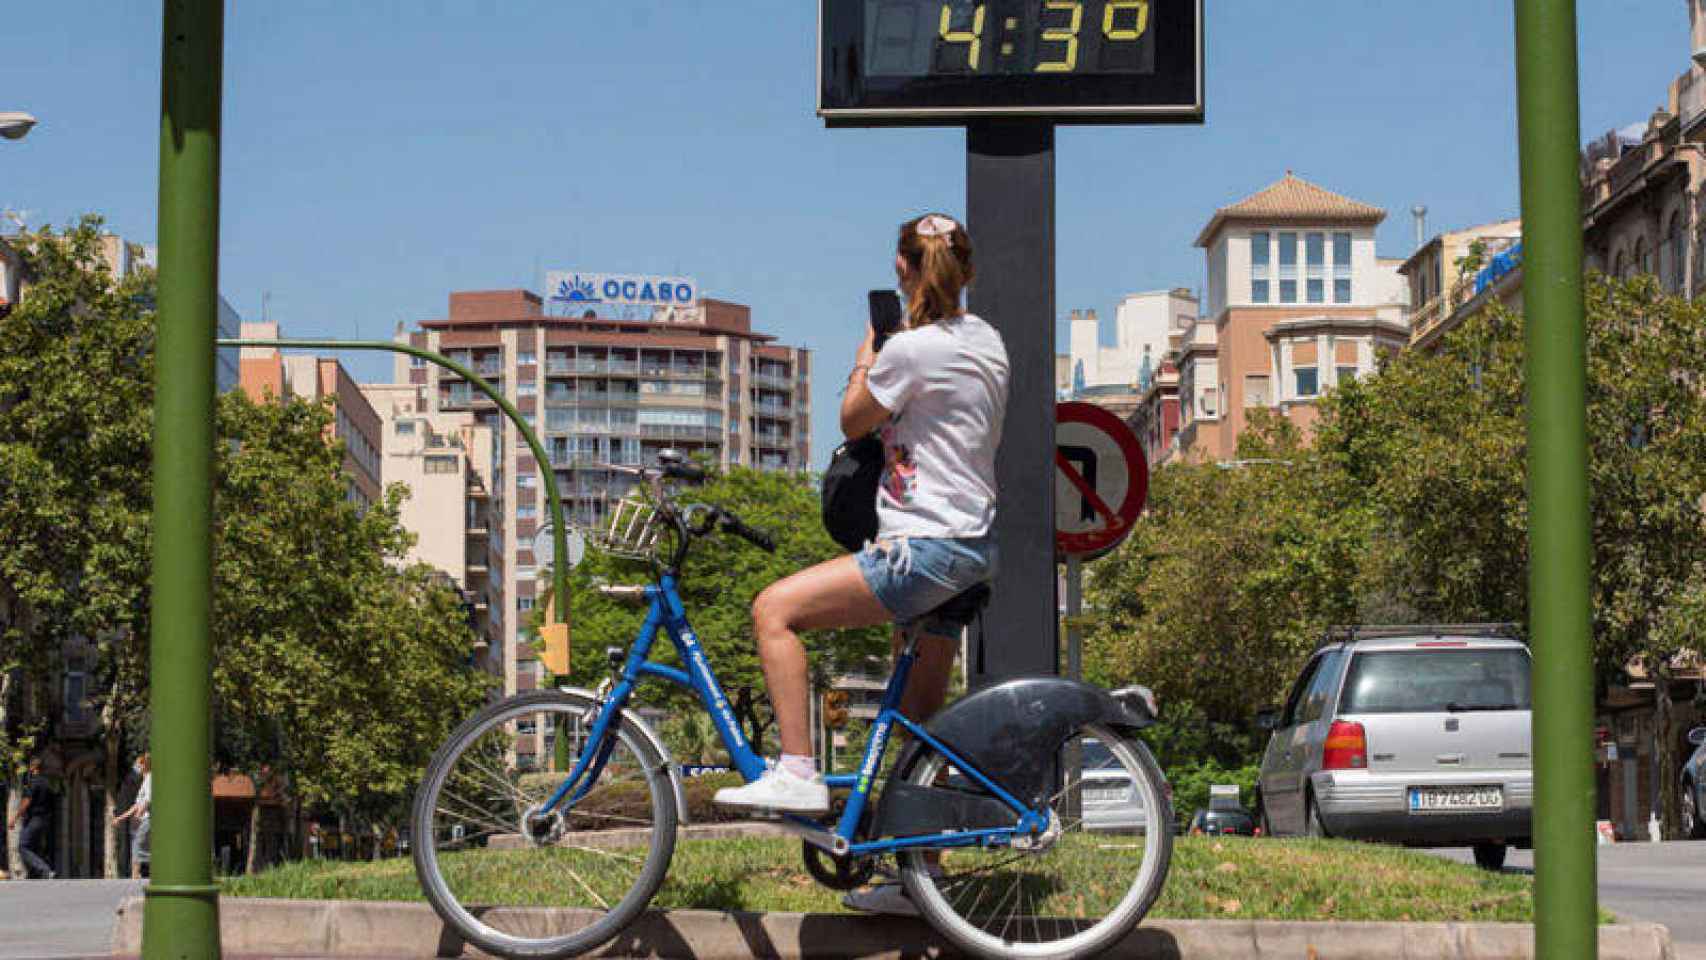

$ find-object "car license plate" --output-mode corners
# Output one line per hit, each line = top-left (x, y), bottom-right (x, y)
(1408, 786), (1502, 812)
(1084, 786), (1129, 804)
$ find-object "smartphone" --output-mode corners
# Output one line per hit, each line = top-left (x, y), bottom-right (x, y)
(867, 289), (903, 351)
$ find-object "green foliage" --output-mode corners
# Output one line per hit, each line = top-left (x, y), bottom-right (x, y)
(540, 467), (889, 755)
(1165, 760), (1261, 828)
(0, 218), (490, 835)
(1087, 274), (1706, 789)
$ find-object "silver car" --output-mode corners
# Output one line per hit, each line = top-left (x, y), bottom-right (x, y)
(1682, 725), (1706, 839)
(1256, 625), (1533, 870)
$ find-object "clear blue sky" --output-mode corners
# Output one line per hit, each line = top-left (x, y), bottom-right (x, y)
(1, 2), (1686, 469)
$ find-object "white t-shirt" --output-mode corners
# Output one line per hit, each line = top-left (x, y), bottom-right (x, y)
(135, 773), (152, 813)
(864, 313), (1010, 539)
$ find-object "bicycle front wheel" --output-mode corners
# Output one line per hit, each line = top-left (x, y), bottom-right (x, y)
(412, 690), (677, 959)
(899, 723), (1172, 960)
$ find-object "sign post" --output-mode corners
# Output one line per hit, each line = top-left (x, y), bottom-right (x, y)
(820, 0), (1201, 688)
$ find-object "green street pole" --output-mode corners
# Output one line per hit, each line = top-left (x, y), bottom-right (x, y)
(215, 338), (572, 639)
(146, 0), (224, 957)
(1513, 1), (1597, 957)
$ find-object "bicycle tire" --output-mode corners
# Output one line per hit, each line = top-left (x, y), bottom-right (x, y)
(898, 724), (1173, 960)
(412, 690), (678, 959)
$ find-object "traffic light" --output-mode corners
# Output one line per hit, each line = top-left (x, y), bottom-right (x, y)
(539, 591), (570, 676)
(822, 690), (850, 729)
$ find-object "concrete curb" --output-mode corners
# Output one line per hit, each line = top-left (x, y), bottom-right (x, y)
(111, 897), (1677, 959)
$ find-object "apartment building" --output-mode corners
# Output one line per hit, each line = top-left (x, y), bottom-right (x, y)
(238, 322), (383, 507)
(361, 383), (500, 659)
(383, 288), (812, 769)
(1401, 219), (1524, 349)
(1178, 173), (1410, 461)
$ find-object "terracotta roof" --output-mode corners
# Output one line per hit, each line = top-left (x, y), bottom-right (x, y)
(1195, 173), (1385, 246)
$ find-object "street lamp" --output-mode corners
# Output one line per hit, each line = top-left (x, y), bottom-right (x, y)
(0, 112), (38, 141)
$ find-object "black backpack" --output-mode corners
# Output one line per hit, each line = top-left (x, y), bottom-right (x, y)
(821, 433), (883, 552)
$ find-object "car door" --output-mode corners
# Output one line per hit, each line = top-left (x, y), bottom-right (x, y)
(1261, 652), (1325, 834)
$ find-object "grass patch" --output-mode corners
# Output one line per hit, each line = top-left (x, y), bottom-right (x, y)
(223, 835), (1605, 924)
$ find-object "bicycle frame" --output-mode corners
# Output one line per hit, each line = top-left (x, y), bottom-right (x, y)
(540, 575), (1045, 855)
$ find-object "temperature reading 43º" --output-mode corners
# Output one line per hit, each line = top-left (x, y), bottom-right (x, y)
(930, 0), (1152, 76)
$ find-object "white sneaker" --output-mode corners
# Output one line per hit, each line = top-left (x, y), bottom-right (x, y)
(843, 881), (918, 917)
(712, 766), (829, 815)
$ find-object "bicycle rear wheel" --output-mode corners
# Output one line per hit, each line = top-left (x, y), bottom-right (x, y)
(412, 690), (677, 959)
(899, 723), (1172, 960)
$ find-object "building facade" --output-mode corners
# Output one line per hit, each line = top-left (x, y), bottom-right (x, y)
(382, 289), (812, 769)
(1067, 288), (1199, 396)
(1178, 173), (1410, 461)
(238, 322), (383, 507)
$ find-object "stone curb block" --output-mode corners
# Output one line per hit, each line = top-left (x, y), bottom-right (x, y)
(112, 897), (1677, 959)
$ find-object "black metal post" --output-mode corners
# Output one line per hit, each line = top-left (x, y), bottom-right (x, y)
(966, 120), (1057, 688)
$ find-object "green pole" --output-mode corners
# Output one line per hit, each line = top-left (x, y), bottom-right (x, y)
(1513, 2), (1596, 957)
(146, 0), (224, 957)
(215, 338), (572, 639)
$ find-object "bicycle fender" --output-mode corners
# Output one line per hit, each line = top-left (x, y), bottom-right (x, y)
(558, 686), (691, 826)
(919, 677), (1154, 809)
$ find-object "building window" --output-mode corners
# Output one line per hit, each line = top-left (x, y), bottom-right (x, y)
(1278, 232), (1298, 303)
(518, 504), (537, 519)
(517, 597), (535, 613)
(1201, 386), (1218, 418)
(1332, 232), (1352, 303)
(1243, 374), (1271, 408)
(1635, 236), (1651, 276)
(424, 454), (459, 474)
(1336, 365), (1358, 385)
(395, 420), (416, 436)
(1666, 212), (1686, 292)
(1305, 233), (1325, 303)
(1294, 367), (1319, 398)
(1250, 232), (1270, 303)
(518, 350), (536, 366)
(1280, 279), (1297, 303)
(410, 354), (427, 368)
(517, 381), (536, 397)
(517, 473), (535, 488)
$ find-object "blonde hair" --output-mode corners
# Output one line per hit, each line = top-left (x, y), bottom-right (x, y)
(897, 213), (974, 330)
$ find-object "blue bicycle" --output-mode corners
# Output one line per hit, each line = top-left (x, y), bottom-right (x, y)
(412, 455), (1173, 960)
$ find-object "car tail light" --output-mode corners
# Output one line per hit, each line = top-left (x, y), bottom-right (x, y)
(1322, 720), (1368, 770)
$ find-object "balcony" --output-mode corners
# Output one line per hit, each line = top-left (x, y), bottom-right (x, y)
(752, 373), (793, 391)
(641, 364), (719, 380)
(640, 424), (719, 441)
(754, 430), (790, 448)
(754, 400), (791, 418)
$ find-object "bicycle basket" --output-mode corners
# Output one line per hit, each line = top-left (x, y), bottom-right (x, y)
(585, 496), (667, 562)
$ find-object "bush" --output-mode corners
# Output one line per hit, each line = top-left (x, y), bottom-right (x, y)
(1165, 760), (1261, 828)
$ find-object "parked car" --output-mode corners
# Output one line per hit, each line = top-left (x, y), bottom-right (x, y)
(1188, 807), (1257, 837)
(1080, 738), (1154, 833)
(1683, 725), (1706, 840)
(1255, 624), (1533, 870)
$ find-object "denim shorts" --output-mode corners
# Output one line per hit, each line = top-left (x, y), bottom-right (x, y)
(856, 533), (998, 632)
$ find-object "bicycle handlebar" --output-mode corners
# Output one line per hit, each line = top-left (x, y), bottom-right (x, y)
(717, 511), (776, 553)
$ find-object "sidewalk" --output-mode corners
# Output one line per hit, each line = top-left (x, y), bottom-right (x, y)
(110, 896), (1676, 959)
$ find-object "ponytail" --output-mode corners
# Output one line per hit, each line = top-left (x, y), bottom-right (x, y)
(897, 213), (974, 329)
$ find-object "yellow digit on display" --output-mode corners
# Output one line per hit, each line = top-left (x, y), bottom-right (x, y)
(939, 2), (988, 72)
(1103, 0), (1149, 41)
(1035, 0), (1083, 73)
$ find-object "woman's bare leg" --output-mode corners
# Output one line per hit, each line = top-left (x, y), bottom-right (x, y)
(893, 628), (958, 722)
(751, 555), (891, 757)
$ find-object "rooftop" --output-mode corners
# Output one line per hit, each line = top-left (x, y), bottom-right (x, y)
(1195, 172), (1386, 247)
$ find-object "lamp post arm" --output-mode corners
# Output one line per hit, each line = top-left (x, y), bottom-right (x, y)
(217, 338), (571, 632)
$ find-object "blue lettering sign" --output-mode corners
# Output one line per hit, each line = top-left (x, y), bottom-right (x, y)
(622, 280), (638, 299)
(639, 282), (656, 301)
(676, 284), (692, 302)
(603, 279), (621, 300)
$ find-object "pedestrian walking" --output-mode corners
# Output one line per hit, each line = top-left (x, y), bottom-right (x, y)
(8, 756), (56, 879)
(112, 753), (151, 879)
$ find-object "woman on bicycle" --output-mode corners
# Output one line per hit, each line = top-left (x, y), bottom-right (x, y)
(715, 212), (1010, 815)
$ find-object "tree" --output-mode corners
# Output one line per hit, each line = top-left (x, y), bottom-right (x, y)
(542, 467), (889, 755)
(211, 391), (492, 868)
(0, 220), (156, 875)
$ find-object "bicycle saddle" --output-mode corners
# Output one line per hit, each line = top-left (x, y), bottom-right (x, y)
(922, 582), (991, 630)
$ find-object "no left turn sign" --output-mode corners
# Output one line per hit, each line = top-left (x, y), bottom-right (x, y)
(1055, 401), (1149, 558)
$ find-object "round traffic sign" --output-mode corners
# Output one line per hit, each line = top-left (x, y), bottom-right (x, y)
(1055, 401), (1149, 557)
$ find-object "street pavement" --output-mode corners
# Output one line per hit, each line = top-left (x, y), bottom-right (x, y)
(1428, 840), (1706, 958)
(0, 879), (141, 959)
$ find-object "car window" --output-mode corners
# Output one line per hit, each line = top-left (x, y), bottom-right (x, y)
(1298, 650), (1343, 723)
(1079, 740), (1118, 770)
(1340, 648), (1532, 714)
(1281, 654), (1325, 727)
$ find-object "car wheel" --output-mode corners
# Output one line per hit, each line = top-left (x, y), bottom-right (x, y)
(1684, 780), (1705, 840)
(1472, 841), (1507, 871)
(1305, 793), (1329, 839)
